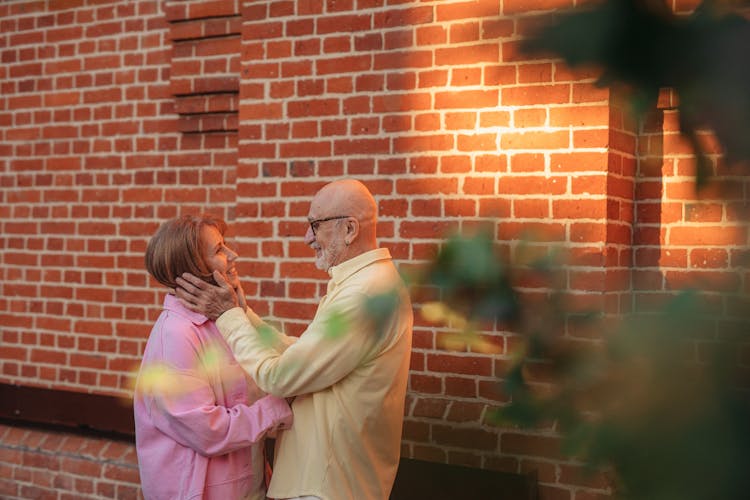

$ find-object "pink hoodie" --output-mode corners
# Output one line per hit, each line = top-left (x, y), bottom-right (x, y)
(134, 294), (292, 500)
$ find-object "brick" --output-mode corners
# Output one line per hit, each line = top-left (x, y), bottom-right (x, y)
(393, 134), (453, 153)
(384, 29), (413, 51)
(572, 82), (610, 103)
(30, 349), (67, 364)
(449, 21), (480, 43)
(417, 69), (448, 88)
(665, 270), (741, 292)
(397, 177), (458, 195)
(505, 0), (574, 14)
(323, 35), (352, 53)
(400, 220), (458, 239)
(503, 84), (570, 106)
(484, 64), (517, 86)
(498, 175), (566, 195)
(457, 133), (497, 151)
(435, 89), (498, 109)
(669, 225), (746, 246)
(374, 6), (432, 28)
(444, 199), (476, 216)
(518, 62), (553, 83)
(436, 43), (499, 65)
(279, 140), (331, 158)
(432, 424), (498, 451)
(412, 397), (448, 418)
(287, 98), (340, 117)
(446, 401), (485, 422)
(513, 108), (546, 128)
(501, 130), (569, 150)
(427, 354), (492, 376)
(316, 13), (370, 35)
(550, 105), (609, 127)
(373, 49), (433, 70)
(685, 202), (723, 222)
(437, 1), (500, 21)
(43, 91), (80, 107)
(463, 176), (496, 195)
(373, 92), (431, 113)
(510, 152), (545, 173)
(514, 198), (549, 218)
(553, 199), (606, 219)
(501, 432), (562, 459)
(414, 113), (440, 131)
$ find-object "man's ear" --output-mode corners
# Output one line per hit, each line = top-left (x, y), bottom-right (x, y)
(345, 218), (360, 242)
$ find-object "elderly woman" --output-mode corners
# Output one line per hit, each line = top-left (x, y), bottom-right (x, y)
(134, 214), (292, 500)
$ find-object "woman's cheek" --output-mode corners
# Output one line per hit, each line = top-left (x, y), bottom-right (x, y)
(227, 272), (240, 289)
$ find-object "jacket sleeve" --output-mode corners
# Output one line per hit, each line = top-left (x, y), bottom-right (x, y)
(243, 306), (297, 353)
(142, 321), (292, 457)
(217, 289), (378, 398)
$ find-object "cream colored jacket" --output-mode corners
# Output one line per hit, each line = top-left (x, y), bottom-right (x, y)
(216, 248), (413, 500)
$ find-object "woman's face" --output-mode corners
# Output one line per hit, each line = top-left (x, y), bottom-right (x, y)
(200, 224), (239, 289)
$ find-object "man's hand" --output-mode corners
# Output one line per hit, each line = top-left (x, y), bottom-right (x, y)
(175, 271), (239, 320)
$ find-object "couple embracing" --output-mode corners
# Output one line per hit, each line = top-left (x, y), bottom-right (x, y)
(133, 179), (414, 500)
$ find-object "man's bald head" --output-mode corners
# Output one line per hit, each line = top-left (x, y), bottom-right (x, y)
(313, 179), (377, 227)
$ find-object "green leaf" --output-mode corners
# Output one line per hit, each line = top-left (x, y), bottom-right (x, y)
(322, 309), (349, 339)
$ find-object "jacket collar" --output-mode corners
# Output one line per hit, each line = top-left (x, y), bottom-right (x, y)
(163, 293), (210, 326)
(328, 248), (392, 286)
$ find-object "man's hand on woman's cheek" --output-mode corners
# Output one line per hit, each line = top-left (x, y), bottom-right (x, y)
(175, 272), (239, 320)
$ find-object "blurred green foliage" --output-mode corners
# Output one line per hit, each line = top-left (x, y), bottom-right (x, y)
(522, 0), (750, 185)
(419, 231), (519, 324)
(418, 230), (750, 498)
(504, 288), (750, 499)
(364, 289), (403, 338)
(415, 3), (750, 496)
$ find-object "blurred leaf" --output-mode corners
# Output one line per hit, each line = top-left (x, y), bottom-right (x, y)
(560, 421), (595, 457)
(521, 0), (750, 174)
(322, 309), (349, 339)
(413, 226), (750, 498)
(503, 362), (526, 396)
(364, 289), (402, 337)
(420, 301), (450, 323)
(257, 323), (280, 349)
(420, 231), (519, 323)
(498, 288), (750, 499)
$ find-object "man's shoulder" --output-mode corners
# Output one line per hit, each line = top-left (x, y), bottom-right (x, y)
(342, 257), (399, 288)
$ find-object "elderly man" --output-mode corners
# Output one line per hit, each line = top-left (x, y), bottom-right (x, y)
(176, 179), (413, 500)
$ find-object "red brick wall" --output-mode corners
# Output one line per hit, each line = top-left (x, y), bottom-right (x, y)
(2, 0), (740, 499)
(635, 90), (748, 306)
(0, 423), (140, 500)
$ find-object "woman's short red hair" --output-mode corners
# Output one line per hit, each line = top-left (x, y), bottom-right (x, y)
(145, 214), (227, 288)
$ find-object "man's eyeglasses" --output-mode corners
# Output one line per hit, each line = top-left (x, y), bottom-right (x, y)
(308, 215), (351, 236)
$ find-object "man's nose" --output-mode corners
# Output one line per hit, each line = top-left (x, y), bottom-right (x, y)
(304, 226), (315, 245)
